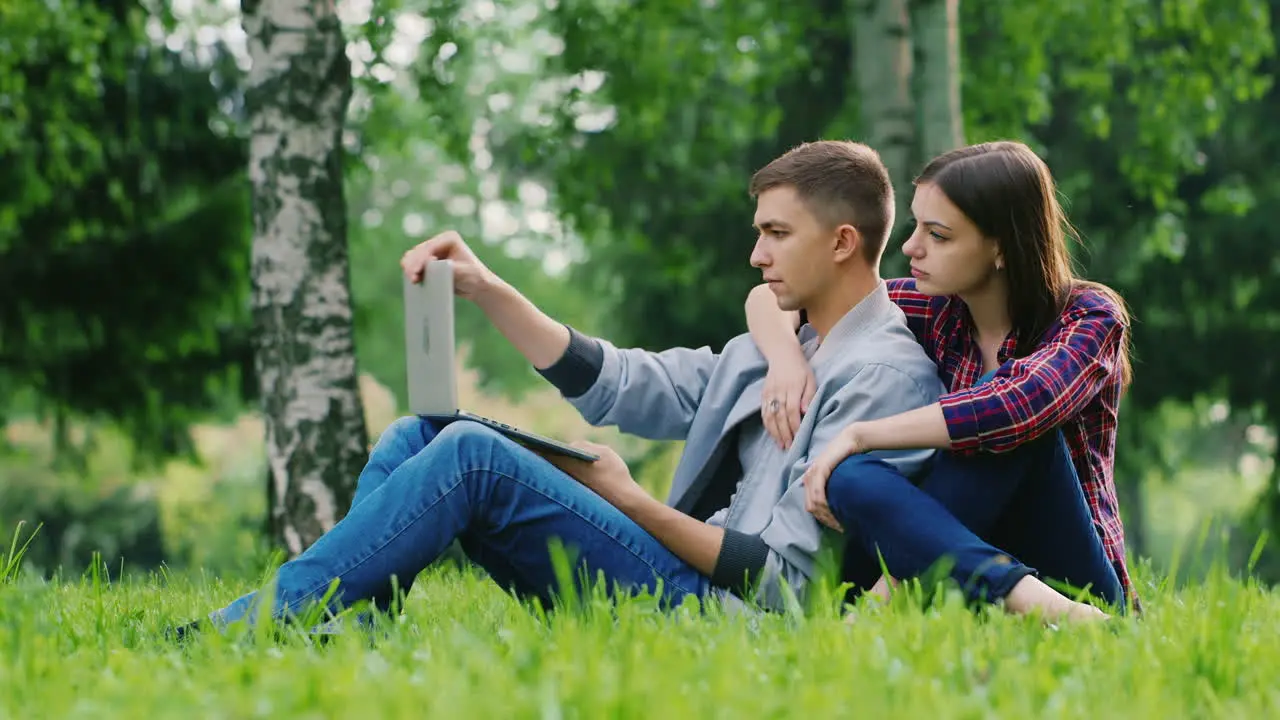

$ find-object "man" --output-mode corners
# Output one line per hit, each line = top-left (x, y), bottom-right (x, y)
(173, 140), (944, 636)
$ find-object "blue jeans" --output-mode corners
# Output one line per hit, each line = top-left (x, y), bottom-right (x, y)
(828, 429), (1124, 611)
(209, 418), (711, 627)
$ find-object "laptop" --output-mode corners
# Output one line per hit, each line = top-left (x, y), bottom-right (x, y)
(403, 259), (599, 463)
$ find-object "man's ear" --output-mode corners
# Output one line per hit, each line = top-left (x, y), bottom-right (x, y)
(832, 224), (860, 263)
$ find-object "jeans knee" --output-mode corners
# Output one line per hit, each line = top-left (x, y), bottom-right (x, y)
(432, 420), (504, 453)
(379, 415), (432, 446)
(826, 455), (902, 524)
(1007, 428), (1069, 465)
(431, 421), (526, 483)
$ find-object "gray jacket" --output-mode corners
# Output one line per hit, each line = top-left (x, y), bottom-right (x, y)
(539, 281), (945, 611)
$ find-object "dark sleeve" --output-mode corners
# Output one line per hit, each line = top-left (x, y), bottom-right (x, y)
(535, 325), (606, 399)
(710, 529), (770, 595)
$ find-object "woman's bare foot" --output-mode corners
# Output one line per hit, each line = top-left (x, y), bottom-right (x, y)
(868, 575), (896, 601)
(1005, 575), (1110, 624)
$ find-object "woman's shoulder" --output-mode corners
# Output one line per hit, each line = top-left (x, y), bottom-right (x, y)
(886, 277), (952, 317)
(886, 276), (921, 297)
(1065, 282), (1130, 328)
(886, 277), (940, 305)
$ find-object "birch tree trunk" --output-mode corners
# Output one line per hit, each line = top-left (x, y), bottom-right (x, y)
(242, 0), (369, 555)
(852, 0), (916, 234)
(911, 0), (965, 159)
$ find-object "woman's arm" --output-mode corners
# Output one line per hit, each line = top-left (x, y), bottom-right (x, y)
(745, 283), (814, 449)
(745, 283), (804, 363)
(846, 403), (952, 452)
(851, 296), (1125, 455)
(937, 303), (1124, 454)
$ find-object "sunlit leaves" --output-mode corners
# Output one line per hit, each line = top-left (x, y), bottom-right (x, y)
(964, 0), (1273, 209)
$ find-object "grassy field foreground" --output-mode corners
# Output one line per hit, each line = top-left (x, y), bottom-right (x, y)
(1, 558), (1277, 718)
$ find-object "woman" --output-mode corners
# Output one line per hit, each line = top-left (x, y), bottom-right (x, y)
(745, 140), (1136, 622)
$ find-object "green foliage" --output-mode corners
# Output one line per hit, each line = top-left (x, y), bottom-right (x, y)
(965, 0), (1272, 209)
(0, 0), (253, 462)
(161, 459), (276, 579)
(0, 459), (166, 577)
(524, 0), (855, 349)
(344, 0), (609, 397)
(400, 0), (1276, 362)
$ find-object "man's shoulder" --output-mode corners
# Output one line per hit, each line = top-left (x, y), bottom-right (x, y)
(718, 330), (773, 364)
(828, 310), (936, 368)
(815, 315), (943, 399)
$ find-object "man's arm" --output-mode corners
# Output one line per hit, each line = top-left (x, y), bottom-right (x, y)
(471, 277), (573, 370)
(612, 491), (725, 577)
(402, 231), (718, 440)
(403, 230), (572, 368)
(476, 279), (719, 441)
(607, 493), (777, 596)
(538, 335), (720, 441)
(559, 450), (767, 593)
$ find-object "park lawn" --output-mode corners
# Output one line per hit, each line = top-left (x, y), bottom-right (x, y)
(1, 560), (1277, 719)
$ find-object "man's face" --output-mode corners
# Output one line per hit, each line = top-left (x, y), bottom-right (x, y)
(750, 185), (842, 311)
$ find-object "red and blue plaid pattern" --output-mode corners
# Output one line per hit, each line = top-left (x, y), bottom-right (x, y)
(887, 278), (1136, 609)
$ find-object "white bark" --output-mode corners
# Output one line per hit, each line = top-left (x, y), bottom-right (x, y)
(912, 0), (965, 160)
(853, 0), (916, 229)
(242, 0), (368, 555)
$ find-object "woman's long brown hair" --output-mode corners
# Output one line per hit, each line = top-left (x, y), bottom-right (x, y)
(915, 141), (1132, 389)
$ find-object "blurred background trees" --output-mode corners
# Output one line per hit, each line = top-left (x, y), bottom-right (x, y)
(2, 0), (1278, 588)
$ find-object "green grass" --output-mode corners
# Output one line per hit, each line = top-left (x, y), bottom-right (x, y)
(2, 558), (1278, 718)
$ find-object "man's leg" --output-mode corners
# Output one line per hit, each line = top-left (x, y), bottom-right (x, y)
(212, 415), (444, 625)
(208, 421), (710, 628)
(349, 415), (444, 509)
(830, 431), (1123, 610)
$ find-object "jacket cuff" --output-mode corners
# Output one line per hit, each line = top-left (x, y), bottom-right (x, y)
(536, 326), (605, 399)
(710, 529), (770, 595)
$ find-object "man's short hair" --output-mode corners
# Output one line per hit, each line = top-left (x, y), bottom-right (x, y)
(748, 140), (895, 263)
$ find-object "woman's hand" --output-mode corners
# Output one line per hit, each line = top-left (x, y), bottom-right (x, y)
(761, 351), (817, 450)
(803, 424), (866, 531)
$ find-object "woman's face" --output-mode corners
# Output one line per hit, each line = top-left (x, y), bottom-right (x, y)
(901, 181), (1003, 297)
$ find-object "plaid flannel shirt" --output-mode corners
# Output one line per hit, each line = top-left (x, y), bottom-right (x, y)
(887, 278), (1137, 609)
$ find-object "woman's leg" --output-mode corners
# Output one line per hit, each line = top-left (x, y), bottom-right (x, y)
(960, 432), (1123, 611)
(829, 431), (1122, 617)
(208, 421), (710, 629)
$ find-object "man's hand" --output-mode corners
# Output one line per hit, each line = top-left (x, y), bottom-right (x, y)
(543, 441), (725, 576)
(404, 229), (572, 369)
(541, 442), (647, 508)
(400, 230), (498, 300)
